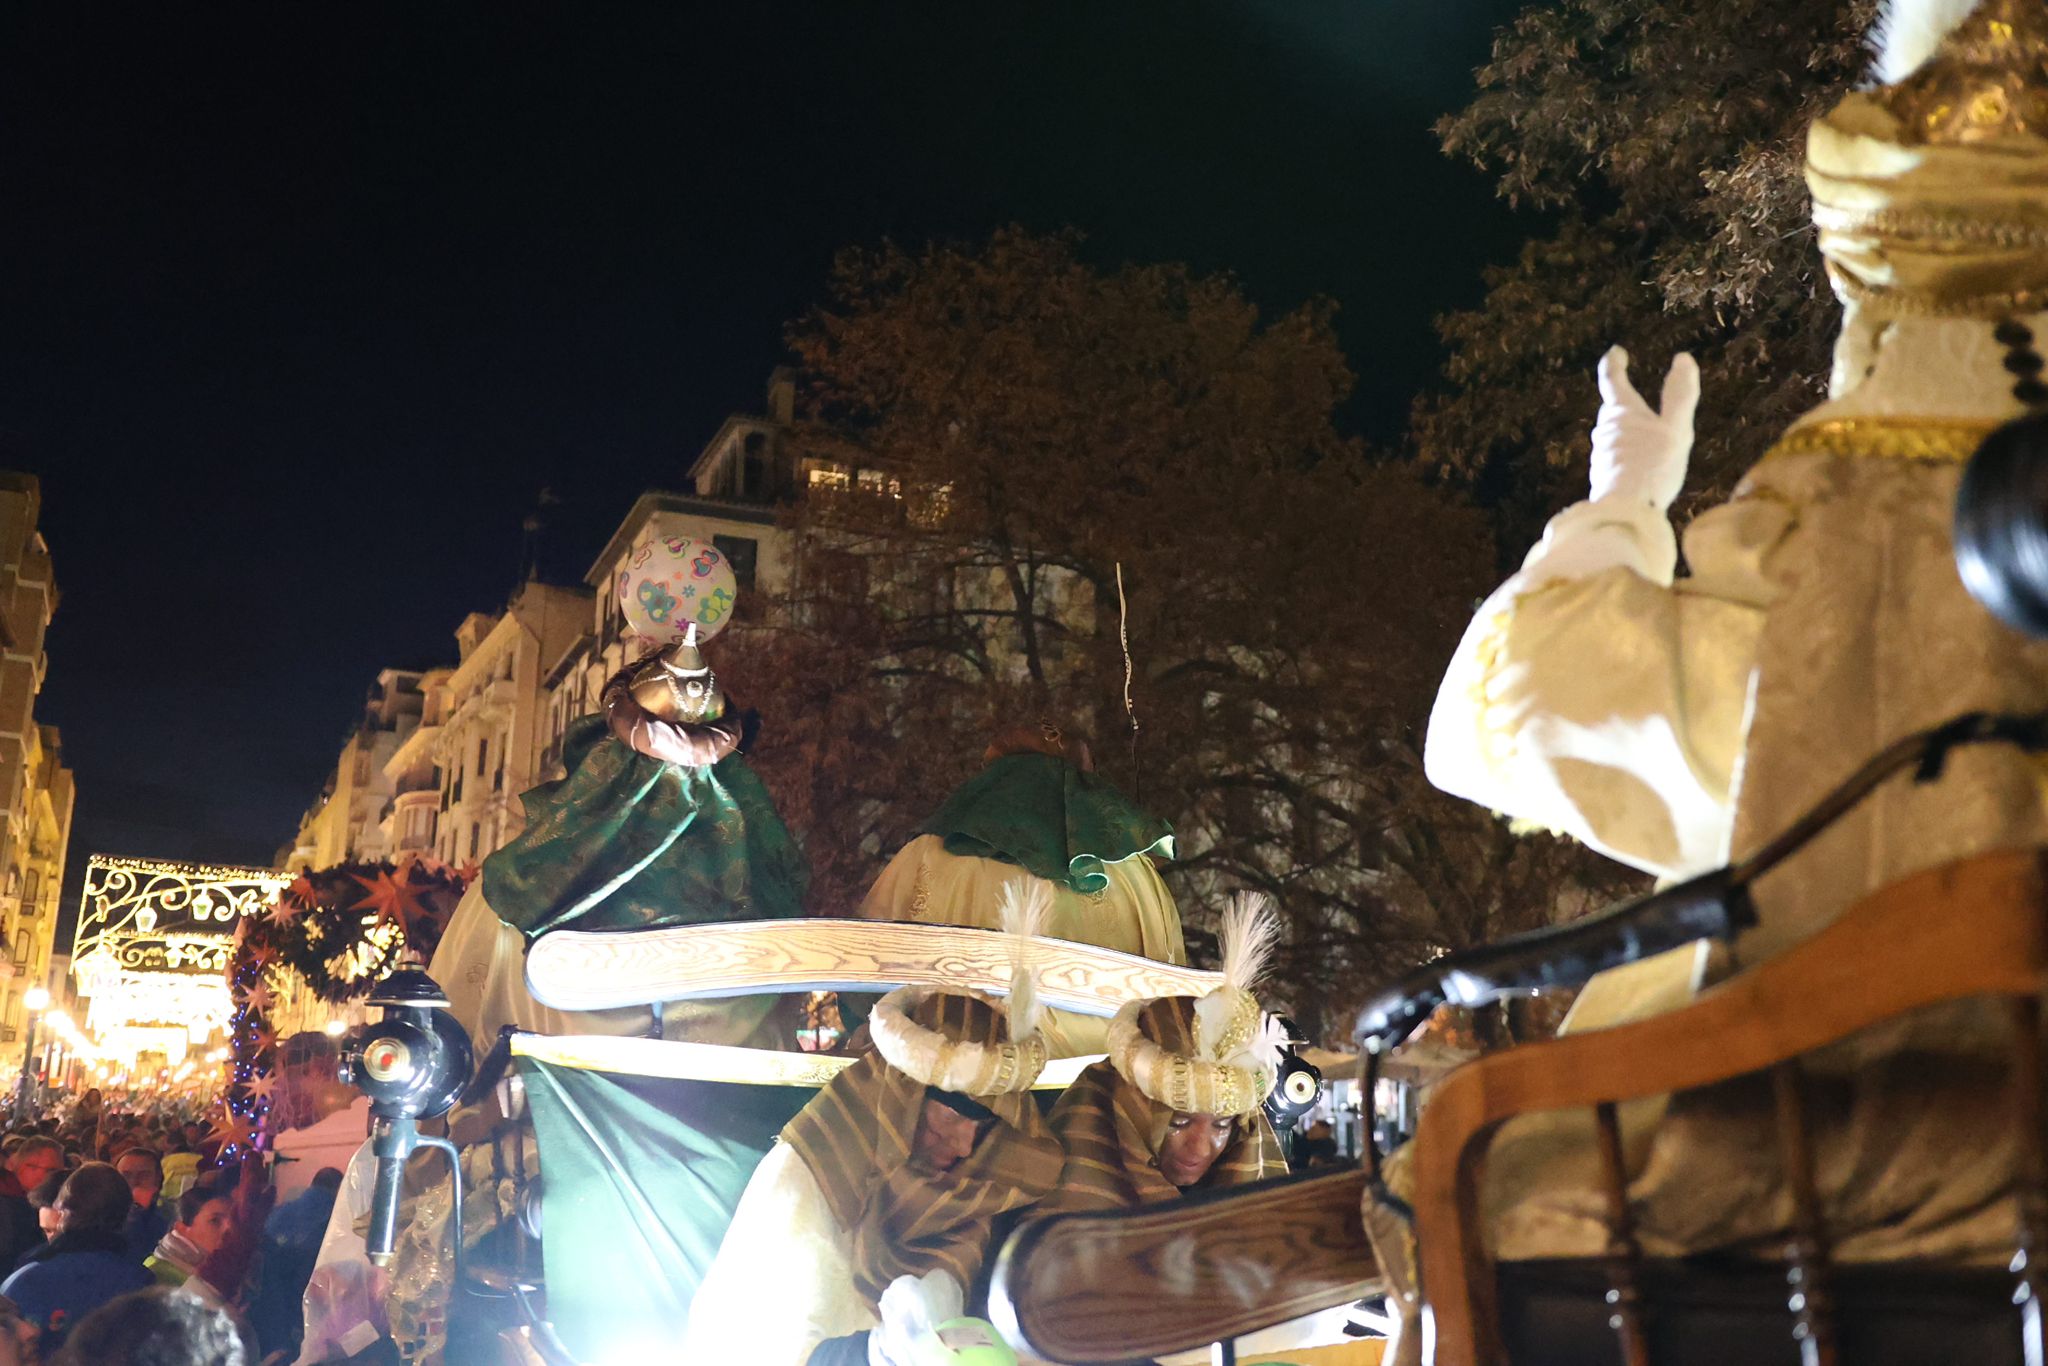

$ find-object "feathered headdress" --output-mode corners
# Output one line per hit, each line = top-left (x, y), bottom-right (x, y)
(1106, 892), (1287, 1118)
(868, 878), (1051, 1095)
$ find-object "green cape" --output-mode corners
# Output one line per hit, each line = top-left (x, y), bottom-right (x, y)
(483, 715), (809, 939)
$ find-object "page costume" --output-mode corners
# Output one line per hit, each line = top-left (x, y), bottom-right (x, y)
(684, 980), (1062, 1365)
(1042, 897), (1344, 1362)
(1046, 1000), (1284, 1214)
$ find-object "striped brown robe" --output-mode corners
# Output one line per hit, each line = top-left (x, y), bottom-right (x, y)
(781, 993), (1064, 1306)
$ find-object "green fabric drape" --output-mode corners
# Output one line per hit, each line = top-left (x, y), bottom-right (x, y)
(483, 716), (809, 939)
(917, 753), (1174, 895)
(516, 1058), (814, 1360)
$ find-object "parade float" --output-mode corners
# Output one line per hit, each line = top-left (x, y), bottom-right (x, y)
(312, 4), (2048, 1362)
(297, 533), (1347, 1366)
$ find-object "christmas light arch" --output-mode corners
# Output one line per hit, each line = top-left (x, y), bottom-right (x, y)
(71, 856), (291, 1059)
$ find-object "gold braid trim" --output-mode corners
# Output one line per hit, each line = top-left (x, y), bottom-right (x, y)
(1107, 998), (1266, 1118)
(1824, 265), (2048, 320)
(1762, 417), (2001, 465)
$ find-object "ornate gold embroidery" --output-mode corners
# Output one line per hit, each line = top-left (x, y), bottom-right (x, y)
(1211, 989), (1259, 1061)
(910, 857), (932, 919)
(1762, 417), (2000, 465)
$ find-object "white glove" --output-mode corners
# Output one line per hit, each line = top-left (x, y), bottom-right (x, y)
(1587, 346), (1699, 511)
(869, 1270), (966, 1366)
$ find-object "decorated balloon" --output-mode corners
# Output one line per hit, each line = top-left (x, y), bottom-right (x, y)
(616, 535), (740, 645)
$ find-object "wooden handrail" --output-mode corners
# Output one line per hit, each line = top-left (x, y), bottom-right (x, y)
(1410, 848), (2048, 1364)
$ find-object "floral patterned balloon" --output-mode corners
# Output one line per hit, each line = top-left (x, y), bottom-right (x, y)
(616, 535), (740, 645)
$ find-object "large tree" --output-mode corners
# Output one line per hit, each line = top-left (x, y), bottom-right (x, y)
(1417, 0), (1877, 551)
(732, 228), (1624, 1041)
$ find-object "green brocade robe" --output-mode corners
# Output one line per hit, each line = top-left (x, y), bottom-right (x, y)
(917, 751), (1174, 894)
(483, 714), (809, 939)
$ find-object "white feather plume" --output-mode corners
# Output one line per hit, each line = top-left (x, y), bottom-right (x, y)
(1194, 892), (1281, 1062)
(1872, 0), (1984, 84)
(998, 878), (1051, 1042)
(1218, 892), (1279, 994)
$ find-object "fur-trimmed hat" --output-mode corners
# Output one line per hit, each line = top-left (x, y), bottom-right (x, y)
(868, 879), (1051, 1094)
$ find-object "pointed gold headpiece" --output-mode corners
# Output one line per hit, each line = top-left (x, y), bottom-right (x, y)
(1808, 0), (2048, 319)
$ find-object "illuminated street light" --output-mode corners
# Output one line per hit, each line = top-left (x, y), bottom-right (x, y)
(323, 1019), (348, 1037)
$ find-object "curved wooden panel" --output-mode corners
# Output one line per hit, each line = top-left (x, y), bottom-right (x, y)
(991, 1168), (1379, 1363)
(524, 917), (1223, 1014)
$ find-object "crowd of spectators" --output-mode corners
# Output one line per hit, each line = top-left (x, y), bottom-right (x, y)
(0, 1085), (351, 1366)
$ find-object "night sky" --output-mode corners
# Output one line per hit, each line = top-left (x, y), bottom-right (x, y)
(5, 3), (1533, 926)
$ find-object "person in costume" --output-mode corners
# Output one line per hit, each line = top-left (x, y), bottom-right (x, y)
(683, 885), (1064, 1366)
(1043, 893), (1289, 1213)
(856, 722), (1184, 1056)
(1042, 895), (1350, 1364)
(1393, 1), (2048, 1359)
(430, 624), (810, 1051)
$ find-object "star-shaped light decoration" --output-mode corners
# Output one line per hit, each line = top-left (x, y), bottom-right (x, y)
(243, 1071), (277, 1103)
(388, 870), (446, 945)
(244, 981), (275, 1012)
(252, 1026), (280, 1055)
(286, 873), (317, 904)
(266, 895), (305, 926)
(351, 871), (408, 929)
(208, 1114), (256, 1152)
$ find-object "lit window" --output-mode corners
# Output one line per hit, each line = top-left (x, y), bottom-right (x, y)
(807, 464), (851, 490)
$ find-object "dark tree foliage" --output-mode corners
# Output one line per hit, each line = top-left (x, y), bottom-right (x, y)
(1417, 0), (1878, 552)
(729, 229), (1627, 1042)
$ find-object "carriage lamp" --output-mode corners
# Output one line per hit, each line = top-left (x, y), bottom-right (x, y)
(337, 966), (474, 1267)
(1261, 1014), (1323, 1131)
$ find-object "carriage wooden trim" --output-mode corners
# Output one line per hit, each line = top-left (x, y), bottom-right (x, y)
(991, 1167), (1380, 1363)
(1408, 847), (2048, 1365)
(523, 917), (1225, 1013)
(507, 1031), (1105, 1089)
